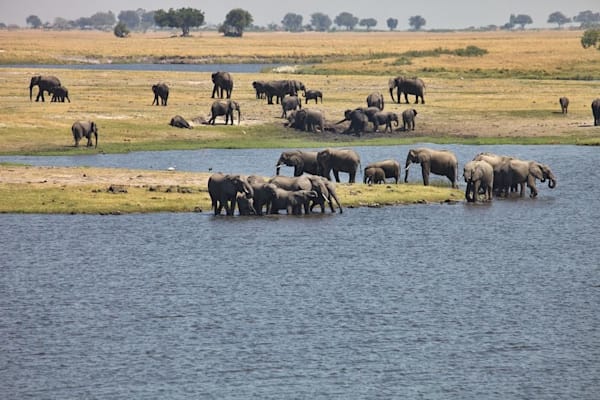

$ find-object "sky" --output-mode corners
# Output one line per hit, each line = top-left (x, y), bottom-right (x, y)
(2, 0), (598, 29)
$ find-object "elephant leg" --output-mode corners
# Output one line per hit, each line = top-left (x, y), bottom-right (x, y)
(421, 165), (430, 186)
(333, 170), (341, 183)
(349, 171), (356, 183)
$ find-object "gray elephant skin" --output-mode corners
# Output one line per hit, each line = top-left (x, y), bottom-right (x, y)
(276, 150), (319, 176)
(211, 71), (233, 99)
(402, 109), (418, 131)
(269, 174), (340, 214)
(208, 173), (253, 215)
(270, 188), (318, 215)
(364, 166), (386, 185)
(592, 98), (600, 126)
(371, 111), (399, 133)
(71, 121), (98, 148)
(252, 80), (267, 99)
(304, 89), (323, 104)
(472, 152), (513, 196)
(389, 76), (425, 104)
(559, 97), (569, 114)
(281, 95), (302, 118)
(287, 109), (325, 133)
(30, 75), (61, 102)
(152, 83), (169, 106)
(263, 80), (305, 105)
(209, 100), (241, 125)
(247, 181), (277, 216)
(365, 159), (400, 183)
(337, 108), (369, 136)
(504, 159), (556, 198)
(463, 160), (494, 202)
(366, 92), (385, 110)
(49, 86), (70, 103)
(236, 193), (256, 216)
(317, 148), (361, 183)
(405, 148), (458, 188)
(169, 115), (192, 129)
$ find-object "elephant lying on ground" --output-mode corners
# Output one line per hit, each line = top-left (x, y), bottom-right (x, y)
(275, 150), (319, 176)
(208, 173), (253, 215)
(463, 160), (494, 202)
(364, 166), (386, 185)
(211, 71), (233, 99)
(209, 100), (241, 125)
(389, 76), (425, 104)
(49, 86), (70, 102)
(30, 75), (61, 102)
(152, 83), (169, 106)
(169, 115), (192, 129)
(304, 89), (323, 104)
(405, 147), (458, 188)
(592, 98), (600, 126)
(317, 148), (361, 183)
(365, 159), (400, 183)
(402, 109), (418, 131)
(71, 121), (98, 148)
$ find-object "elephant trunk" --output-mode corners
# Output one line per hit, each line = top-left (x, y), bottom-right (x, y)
(94, 131), (98, 148)
(29, 83), (34, 101)
(237, 109), (241, 125)
(548, 178), (556, 189)
(389, 87), (395, 103)
(465, 181), (474, 202)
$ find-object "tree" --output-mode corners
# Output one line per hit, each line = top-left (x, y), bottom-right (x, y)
(408, 15), (426, 30)
(118, 10), (140, 30)
(139, 10), (156, 32)
(511, 14), (533, 29)
(334, 12), (359, 30)
(90, 11), (116, 30)
(359, 18), (377, 31)
(573, 10), (600, 28)
(219, 8), (253, 37)
(26, 15), (42, 29)
(310, 12), (332, 32)
(547, 11), (571, 28)
(581, 28), (600, 49)
(281, 13), (303, 32)
(386, 17), (398, 31)
(154, 8), (205, 36)
(113, 21), (129, 38)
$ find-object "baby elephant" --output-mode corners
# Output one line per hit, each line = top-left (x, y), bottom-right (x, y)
(169, 115), (192, 129)
(49, 86), (70, 102)
(363, 166), (386, 185)
(304, 89), (323, 104)
(559, 97), (569, 114)
(402, 109), (418, 131)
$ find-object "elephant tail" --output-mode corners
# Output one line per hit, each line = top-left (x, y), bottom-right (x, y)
(94, 131), (98, 148)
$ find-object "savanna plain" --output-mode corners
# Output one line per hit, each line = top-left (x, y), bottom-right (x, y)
(0, 29), (599, 213)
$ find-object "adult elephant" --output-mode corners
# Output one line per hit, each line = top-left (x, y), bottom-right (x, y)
(208, 100), (241, 125)
(592, 98), (600, 126)
(281, 95), (302, 118)
(71, 121), (98, 148)
(365, 159), (400, 183)
(248, 181), (277, 216)
(366, 92), (385, 110)
(30, 75), (61, 102)
(364, 166), (386, 185)
(252, 80), (267, 99)
(472, 152), (514, 196)
(275, 150), (319, 176)
(304, 174), (343, 213)
(317, 148), (361, 183)
(559, 97), (569, 114)
(505, 159), (557, 198)
(404, 147), (458, 188)
(371, 111), (399, 133)
(49, 86), (70, 103)
(208, 173), (253, 216)
(211, 71), (233, 99)
(152, 83), (169, 106)
(463, 160), (494, 202)
(169, 115), (192, 129)
(389, 76), (425, 104)
(287, 109), (325, 133)
(337, 108), (369, 136)
(263, 80), (304, 105)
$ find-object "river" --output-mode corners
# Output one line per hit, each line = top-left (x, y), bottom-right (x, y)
(1, 144), (599, 399)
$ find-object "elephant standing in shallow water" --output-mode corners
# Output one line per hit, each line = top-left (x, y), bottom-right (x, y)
(30, 75), (61, 102)
(208, 173), (253, 215)
(275, 150), (319, 176)
(463, 160), (494, 202)
(504, 159), (556, 198)
(404, 147), (458, 188)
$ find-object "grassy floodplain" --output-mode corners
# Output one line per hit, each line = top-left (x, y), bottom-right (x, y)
(0, 29), (598, 213)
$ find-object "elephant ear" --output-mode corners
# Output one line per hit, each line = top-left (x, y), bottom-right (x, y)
(388, 78), (396, 89)
(529, 162), (544, 181)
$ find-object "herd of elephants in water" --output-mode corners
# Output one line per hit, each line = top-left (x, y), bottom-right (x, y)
(30, 69), (592, 217)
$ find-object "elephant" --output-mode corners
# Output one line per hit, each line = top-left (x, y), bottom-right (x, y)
(236, 193), (256, 216)
(592, 98), (600, 126)
(463, 160), (494, 202)
(304, 174), (343, 213)
(275, 150), (319, 176)
(366, 92), (385, 110)
(211, 71), (233, 99)
(287, 109), (325, 133)
(364, 159), (400, 183)
(169, 115), (192, 129)
(252, 80), (267, 99)
(316, 148), (361, 183)
(404, 147), (458, 188)
(263, 80), (305, 105)
(281, 95), (302, 118)
(30, 75), (61, 102)
(472, 152), (514, 197)
(208, 173), (253, 215)
(402, 109), (418, 131)
(270, 188), (318, 215)
(71, 121), (98, 148)
(559, 97), (569, 114)
(371, 111), (399, 133)
(504, 159), (557, 198)
(304, 89), (323, 104)
(247, 181), (277, 216)
(364, 166), (386, 185)
(389, 76), (425, 104)
(49, 85), (70, 103)
(208, 100), (241, 125)
(336, 108), (369, 136)
(152, 83), (169, 106)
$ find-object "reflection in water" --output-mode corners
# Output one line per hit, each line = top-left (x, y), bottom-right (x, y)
(1, 145), (599, 399)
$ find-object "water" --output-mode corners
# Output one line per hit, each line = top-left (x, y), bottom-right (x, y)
(3, 63), (281, 73)
(1, 145), (600, 399)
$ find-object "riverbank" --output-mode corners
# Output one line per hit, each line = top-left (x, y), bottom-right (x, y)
(0, 165), (462, 214)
